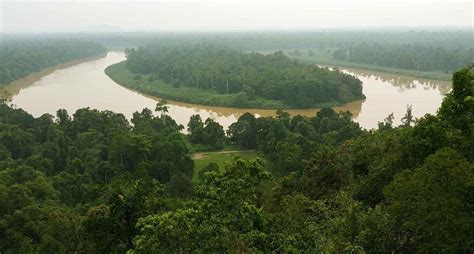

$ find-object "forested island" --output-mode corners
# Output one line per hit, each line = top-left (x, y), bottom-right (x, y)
(106, 45), (365, 109)
(0, 65), (472, 253)
(0, 39), (107, 86)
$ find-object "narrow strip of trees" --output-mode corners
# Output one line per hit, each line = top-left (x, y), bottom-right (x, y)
(333, 42), (474, 73)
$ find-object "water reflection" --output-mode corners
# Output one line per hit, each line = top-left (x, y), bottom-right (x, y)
(2, 55), (108, 99)
(3, 52), (450, 130)
(131, 87), (363, 119)
(339, 67), (452, 95)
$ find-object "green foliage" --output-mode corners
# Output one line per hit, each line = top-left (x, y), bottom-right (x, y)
(0, 39), (106, 85)
(187, 114), (225, 150)
(0, 64), (472, 253)
(227, 107), (362, 175)
(270, 66), (473, 253)
(0, 104), (192, 253)
(120, 44), (365, 108)
(287, 48), (454, 81)
(384, 148), (474, 253)
(187, 114), (204, 143)
(133, 159), (271, 253)
(70, 30), (472, 53)
(106, 62), (293, 109)
(339, 42), (474, 73)
(268, 194), (324, 252)
(198, 162), (219, 181)
(192, 150), (260, 183)
(227, 112), (258, 149)
(165, 173), (194, 198)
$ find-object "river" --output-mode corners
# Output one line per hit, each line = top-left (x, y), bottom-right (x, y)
(3, 51), (451, 130)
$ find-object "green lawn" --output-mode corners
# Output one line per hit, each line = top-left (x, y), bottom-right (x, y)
(279, 49), (451, 81)
(192, 150), (260, 183)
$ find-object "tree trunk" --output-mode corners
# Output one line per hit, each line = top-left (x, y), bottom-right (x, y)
(211, 74), (214, 90)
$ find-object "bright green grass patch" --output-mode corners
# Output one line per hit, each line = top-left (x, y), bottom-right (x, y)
(185, 138), (248, 153)
(280, 49), (452, 81)
(105, 61), (350, 109)
(192, 150), (260, 183)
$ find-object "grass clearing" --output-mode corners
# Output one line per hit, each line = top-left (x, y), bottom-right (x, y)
(192, 150), (261, 183)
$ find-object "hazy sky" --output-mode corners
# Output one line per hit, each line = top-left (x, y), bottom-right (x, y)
(1, 0), (473, 33)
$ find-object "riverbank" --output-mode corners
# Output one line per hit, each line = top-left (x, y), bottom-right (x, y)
(0, 53), (107, 99)
(105, 61), (363, 110)
(282, 49), (452, 81)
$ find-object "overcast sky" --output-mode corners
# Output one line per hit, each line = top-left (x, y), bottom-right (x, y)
(1, 0), (472, 33)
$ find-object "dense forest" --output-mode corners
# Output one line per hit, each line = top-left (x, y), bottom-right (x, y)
(116, 45), (364, 108)
(81, 29), (473, 81)
(0, 39), (107, 86)
(3, 30), (471, 78)
(0, 65), (472, 253)
(35, 30), (467, 51)
(332, 43), (474, 73)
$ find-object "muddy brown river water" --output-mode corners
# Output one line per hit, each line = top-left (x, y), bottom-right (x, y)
(3, 51), (451, 129)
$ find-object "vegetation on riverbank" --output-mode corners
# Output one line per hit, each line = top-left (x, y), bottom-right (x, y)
(282, 48), (453, 81)
(97, 30), (470, 82)
(0, 38), (107, 86)
(107, 45), (365, 109)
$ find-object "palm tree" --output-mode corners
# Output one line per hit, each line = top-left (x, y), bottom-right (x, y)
(155, 99), (169, 126)
(155, 99), (169, 116)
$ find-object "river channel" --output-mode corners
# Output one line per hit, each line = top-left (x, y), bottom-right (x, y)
(4, 51), (451, 129)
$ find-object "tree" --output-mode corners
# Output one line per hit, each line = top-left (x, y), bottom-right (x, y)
(378, 112), (394, 130)
(0, 39), (106, 86)
(155, 99), (169, 116)
(121, 45), (364, 108)
(133, 158), (271, 253)
(187, 114), (204, 143)
(109, 133), (152, 171)
(203, 118), (225, 150)
(227, 112), (257, 149)
(165, 173), (194, 198)
(187, 115), (225, 150)
(384, 148), (474, 253)
(0, 64), (472, 253)
(438, 65), (474, 160)
(341, 42), (474, 73)
(82, 178), (164, 253)
(56, 109), (71, 127)
(332, 49), (347, 60)
(400, 105), (414, 127)
(198, 162), (219, 181)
